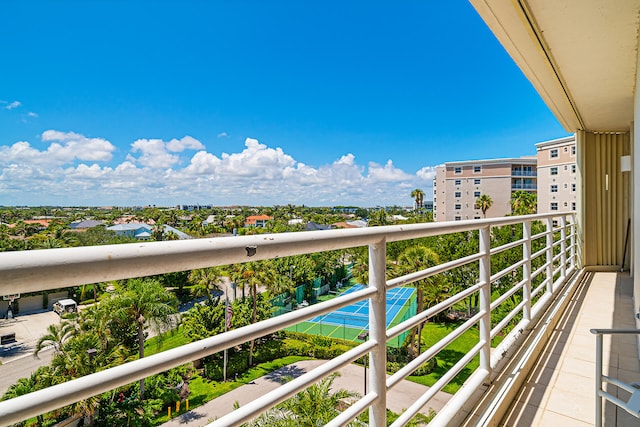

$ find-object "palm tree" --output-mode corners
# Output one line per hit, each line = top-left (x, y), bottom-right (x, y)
(231, 261), (270, 366)
(34, 321), (77, 358)
(189, 267), (223, 303)
(510, 190), (537, 215)
(410, 189), (425, 210)
(249, 373), (360, 427)
(395, 246), (441, 356)
(476, 194), (493, 218)
(102, 278), (178, 399)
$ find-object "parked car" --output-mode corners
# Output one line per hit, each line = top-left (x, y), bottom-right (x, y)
(53, 299), (77, 315)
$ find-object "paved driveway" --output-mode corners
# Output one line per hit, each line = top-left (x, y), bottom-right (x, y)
(162, 359), (451, 426)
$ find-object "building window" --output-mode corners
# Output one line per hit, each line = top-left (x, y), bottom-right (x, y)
(572, 146), (576, 155)
(551, 185), (558, 193)
(474, 191), (481, 197)
(550, 167), (558, 175)
(474, 216), (481, 219)
(455, 179), (461, 185)
(564, 202), (568, 207)
(572, 202), (576, 210)
(564, 165), (568, 170)
(571, 164), (576, 173)
(455, 191), (461, 198)
(551, 202), (558, 211)
(553, 220), (558, 227)
(454, 167), (462, 174)
(455, 204), (461, 210)
(473, 166), (482, 173)
(474, 178), (481, 185)
(455, 216), (461, 221)
(564, 147), (568, 152)
(550, 149), (558, 158)
(572, 183), (576, 192)
(433, 197), (436, 203)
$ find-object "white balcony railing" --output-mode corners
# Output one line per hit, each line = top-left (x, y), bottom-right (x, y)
(0, 213), (577, 426)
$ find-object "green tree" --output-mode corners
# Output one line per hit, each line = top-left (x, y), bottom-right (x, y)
(102, 278), (178, 399)
(411, 188), (425, 210)
(189, 267), (224, 304)
(249, 373), (360, 427)
(34, 321), (77, 358)
(395, 246), (441, 356)
(510, 190), (537, 215)
(475, 194), (493, 218)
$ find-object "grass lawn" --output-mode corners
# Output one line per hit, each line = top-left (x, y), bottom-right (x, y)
(408, 322), (480, 394)
(152, 355), (312, 425)
(144, 326), (191, 356)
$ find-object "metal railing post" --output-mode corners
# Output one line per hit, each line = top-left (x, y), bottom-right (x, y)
(523, 220), (532, 322)
(369, 239), (387, 427)
(570, 214), (577, 269)
(545, 217), (554, 294)
(595, 332), (603, 427)
(560, 216), (567, 280)
(479, 226), (492, 371)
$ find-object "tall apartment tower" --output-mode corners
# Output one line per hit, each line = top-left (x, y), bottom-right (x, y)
(535, 135), (577, 214)
(433, 157), (537, 221)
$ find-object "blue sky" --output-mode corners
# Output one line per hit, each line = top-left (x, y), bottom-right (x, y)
(0, 1), (568, 207)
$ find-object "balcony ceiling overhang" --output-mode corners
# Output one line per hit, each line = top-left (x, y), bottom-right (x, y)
(470, 0), (640, 132)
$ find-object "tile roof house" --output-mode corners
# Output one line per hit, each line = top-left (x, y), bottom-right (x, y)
(244, 215), (273, 228)
(107, 223), (191, 240)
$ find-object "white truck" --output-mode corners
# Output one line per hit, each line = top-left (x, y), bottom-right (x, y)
(53, 299), (77, 315)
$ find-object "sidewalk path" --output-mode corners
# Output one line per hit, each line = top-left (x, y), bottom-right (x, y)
(162, 359), (451, 426)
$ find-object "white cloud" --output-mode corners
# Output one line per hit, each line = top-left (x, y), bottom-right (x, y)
(166, 135), (205, 152)
(27, 112), (38, 118)
(130, 138), (179, 168)
(217, 132), (228, 138)
(5, 101), (21, 110)
(0, 133), (432, 206)
(367, 160), (412, 182)
(416, 165), (438, 181)
(41, 130), (116, 162)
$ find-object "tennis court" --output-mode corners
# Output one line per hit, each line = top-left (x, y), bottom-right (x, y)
(287, 284), (417, 347)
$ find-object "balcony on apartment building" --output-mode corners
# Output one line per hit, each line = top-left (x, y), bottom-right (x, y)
(3, 211), (630, 426)
(511, 182), (537, 191)
(511, 170), (537, 177)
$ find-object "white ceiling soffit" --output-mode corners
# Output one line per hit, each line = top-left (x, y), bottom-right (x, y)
(470, 0), (640, 132)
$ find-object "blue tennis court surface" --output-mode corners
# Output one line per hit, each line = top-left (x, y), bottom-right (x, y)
(309, 284), (415, 329)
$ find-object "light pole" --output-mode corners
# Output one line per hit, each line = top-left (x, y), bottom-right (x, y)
(358, 331), (369, 395)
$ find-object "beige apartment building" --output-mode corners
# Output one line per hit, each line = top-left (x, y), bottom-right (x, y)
(433, 157), (537, 221)
(535, 135), (577, 214)
(433, 136), (577, 221)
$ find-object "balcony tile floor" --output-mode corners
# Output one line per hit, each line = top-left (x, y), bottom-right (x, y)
(501, 272), (640, 426)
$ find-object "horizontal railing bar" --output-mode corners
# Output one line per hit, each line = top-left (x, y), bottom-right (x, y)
(324, 392), (378, 427)
(0, 286), (376, 426)
(0, 213), (570, 294)
(490, 278), (526, 310)
(491, 299), (526, 339)
(210, 340), (376, 426)
(531, 261), (550, 280)
(590, 329), (640, 335)
(490, 258), (526, 284)
(490, 237), (525, 256)
(601, 375), (640, 395)
(531, 278), (549, 298)
(386, 252), (483, 290)
(531, 247), (547, 261)
(387, 310), (485, 389)
(390, 341), (487, 427)
(531, 229), (550, 241)
(386, 283), (483, 340)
